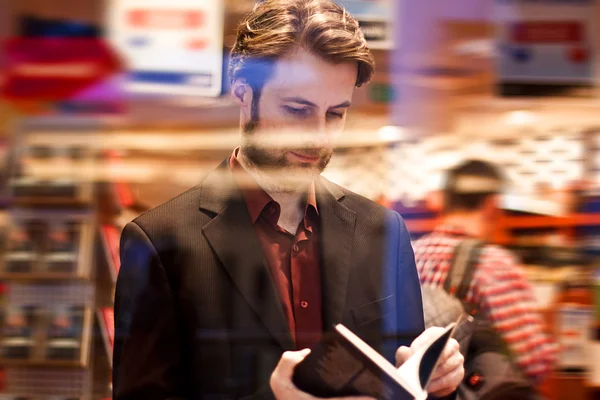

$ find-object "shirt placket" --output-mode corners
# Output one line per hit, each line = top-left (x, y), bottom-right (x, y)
(290, 226), (321, 349)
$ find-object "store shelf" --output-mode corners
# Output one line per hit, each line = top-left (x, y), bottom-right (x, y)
(403, 218), (440, 233)
(0, 272), (92, 282)
(0, 358), (89, 368)
(572, 214), (600, 226)
(10, 197), (93, 209)
(503, 213), (600, 229)
(97, 307), (114, 366)
(0, 216), (96, 282)
(404, 213), (600, 235)
(106, 150), (135, 212)
(99, 225), (120, 285)
(0, 307), (93, 369)
(10, 178), (95, 209)
(7, 117), (103, 398)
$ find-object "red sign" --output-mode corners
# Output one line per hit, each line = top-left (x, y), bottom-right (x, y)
(1, 38), (122, 101)
(127, 9), (204, 29)
(187, 38), (208, 50)
(512, 22), (583, 44)
(102, 224), (121, 276)
(102, 307), (115, 348)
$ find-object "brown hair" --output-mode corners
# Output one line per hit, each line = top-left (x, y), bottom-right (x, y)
(229, 0), (375, 91)
(444, 160), (505, 212)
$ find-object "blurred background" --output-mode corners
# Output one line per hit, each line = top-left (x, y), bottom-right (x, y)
(0, 0), (599, 398)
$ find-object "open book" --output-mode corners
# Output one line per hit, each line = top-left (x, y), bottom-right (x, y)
(292, 320), (461, 400)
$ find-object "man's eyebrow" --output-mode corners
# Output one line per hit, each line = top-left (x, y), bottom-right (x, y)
(282, 97), (316, 107)
(331, 101), (351, 108)
(282, 97), (352, 109)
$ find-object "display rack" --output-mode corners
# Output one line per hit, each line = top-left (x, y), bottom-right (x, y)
(403, 212), (600, 244)
(0, 118), (102, 399)
(96, 308), (113, 367)
(0, 211), (95, 281)
(93, 169), (140, 399)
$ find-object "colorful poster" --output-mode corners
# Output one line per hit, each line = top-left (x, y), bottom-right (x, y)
(107, 0), (224, 97)
(336, 0), (393, 49)
(1, 38), (123, 115)
(495, 0), (596, 83)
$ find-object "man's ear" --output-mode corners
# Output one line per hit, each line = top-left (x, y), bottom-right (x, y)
(231, 79), (254, 109)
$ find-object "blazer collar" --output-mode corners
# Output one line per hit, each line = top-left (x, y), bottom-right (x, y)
(199, 158), (355, 348)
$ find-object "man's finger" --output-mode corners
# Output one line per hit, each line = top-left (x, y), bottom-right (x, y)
(277, 349), (311, 377)
(427, 362), (465, 397)
(431, 338), (460, 373)
(395, 346), (413, 367)
(410, 327), (445, 350)
(430, 350), (464, 381)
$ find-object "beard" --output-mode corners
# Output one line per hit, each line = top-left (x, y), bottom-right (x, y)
(242, 142), (332, 171)
(241, 101), (333, 193)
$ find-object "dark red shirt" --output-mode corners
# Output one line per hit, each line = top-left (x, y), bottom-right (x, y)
(230, 149), (323, 349)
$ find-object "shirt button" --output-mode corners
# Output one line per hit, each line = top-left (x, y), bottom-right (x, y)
(292, 244), (300, 252)
(300, 301), (308, 308)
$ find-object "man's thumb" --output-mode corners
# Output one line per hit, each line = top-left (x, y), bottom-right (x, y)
(395, 346), (413, 367)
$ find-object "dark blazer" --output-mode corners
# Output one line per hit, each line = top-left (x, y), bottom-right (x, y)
(113, 159), (425, 400)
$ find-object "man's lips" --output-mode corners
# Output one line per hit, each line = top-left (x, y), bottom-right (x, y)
(288, 151), (320, 162)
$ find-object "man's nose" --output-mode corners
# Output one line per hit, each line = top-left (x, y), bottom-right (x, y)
(302, 116), (330, 147)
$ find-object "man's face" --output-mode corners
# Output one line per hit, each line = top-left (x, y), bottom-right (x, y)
(234, 48), (358, 188)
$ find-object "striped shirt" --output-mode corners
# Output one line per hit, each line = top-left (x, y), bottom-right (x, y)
(413, 225), (558, 381)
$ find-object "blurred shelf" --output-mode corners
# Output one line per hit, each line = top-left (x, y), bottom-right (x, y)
(0, 358), (88, 368)
(404, 213), (600, 235)
(0, 272), (92, 282)
(99, 225), (120, 285)
(503, 214), (600, 229)
(10, 179), (95, 208)
(573, 214), (600, 226)
(9, 197), (93, 209)
(403, 218), (440, 233)
(0, 307), (93, 369)
(24, 125), (413, 153)
(1, 216), (95, 282)
(96, 308), (113, 367)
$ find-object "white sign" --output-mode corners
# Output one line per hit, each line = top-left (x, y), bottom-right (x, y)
(108, 0), (224, 97)
(336, 0), (394, 49)
(495, 0), (596, 84)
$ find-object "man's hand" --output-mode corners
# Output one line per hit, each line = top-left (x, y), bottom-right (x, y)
(395, 327), (464, 398)
(270, 349), (376, 400)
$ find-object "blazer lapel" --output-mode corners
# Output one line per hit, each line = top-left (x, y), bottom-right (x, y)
(317, 178), (357, 330)
(199, 160), (295, 351)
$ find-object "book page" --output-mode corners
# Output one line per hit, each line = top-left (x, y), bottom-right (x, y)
(335, 325), (423, 398)
(396, 321), (459, 397)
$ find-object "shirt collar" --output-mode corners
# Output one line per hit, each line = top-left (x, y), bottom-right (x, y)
(230, 148), (318, 224)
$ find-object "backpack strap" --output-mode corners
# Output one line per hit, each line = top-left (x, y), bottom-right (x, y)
(444, 238), (485, 303)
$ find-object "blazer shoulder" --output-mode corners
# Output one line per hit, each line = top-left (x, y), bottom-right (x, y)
(132, 185), (203, 228)
(324, 178), (401, 221)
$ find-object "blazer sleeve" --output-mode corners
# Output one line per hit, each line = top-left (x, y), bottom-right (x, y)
(392, 215), (457, 400)
(113, 221), (188, 400)
(395, 212), (425, 340)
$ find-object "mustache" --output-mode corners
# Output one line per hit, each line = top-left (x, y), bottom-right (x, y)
(289, 148), (328, 157)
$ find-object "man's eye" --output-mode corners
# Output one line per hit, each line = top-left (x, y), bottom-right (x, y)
(284, 106), (310, 117)
(327, 111), (344, 119)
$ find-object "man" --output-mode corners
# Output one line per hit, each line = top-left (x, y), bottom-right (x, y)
(113, 1), (464, 399)
(413, 160), (557, 382)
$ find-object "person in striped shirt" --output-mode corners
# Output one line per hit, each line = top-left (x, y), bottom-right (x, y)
(413, 159), (557, 382)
